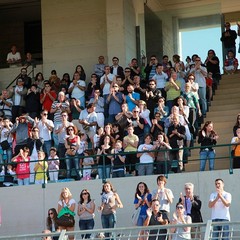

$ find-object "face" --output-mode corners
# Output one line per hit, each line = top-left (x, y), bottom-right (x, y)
(104, 183), (111, 192)
(62, 190), (69, 198)
(98, 56), (105, 64)
(138, 183), (145, 192)
(145, 136), (151, 144)
(149, 81), (156, 89)
(150, 56), (157, 65)
(127, 127), (134, 134)
(116, 78), (122, 85)
(2, 90), (8, 98)
(124, 69), (131, 76)
(58, 93), (65, 102)
(157, 180), (165, 187)
(48, 210), (54, 218)
(177, 98), (183, 105)
(104, 67), (110, 74)
(115, 142), (122, 149)
(38, 152), (45, 160)
(73, 73), (80, 80)
(152, 200), (160, 211)
(61, 113), (68, 120)
(172, 117), (179, 125)
(50, 150), (56, 158)
(81, 190), (89, 198)
(45, 84), (51, 92)
(157, 134), (164, 142)
(112, 84), (119, 91)
(77, 66), (82, 72)
(97, 127), (104, 135)
(133, 76), (140, 84)
(131, 59), (138, 66)
(67, 127), (74, 134)
(206, 123), (213, 132)
(112, 58), (119, 65)
(21, 69), (27, 75)
(185, 186), (193, 196)
(41, 111), (48, 118)
(32, 128), (39, 136)
(104, 136), (110, 144)
(156, 65), (163, 72)
(127, 85), (134, 93)
(171, 72), (177, 80)
(176, 204), (184, 213)
(215, 180), (224, 190)
(133, 108), (139, 115)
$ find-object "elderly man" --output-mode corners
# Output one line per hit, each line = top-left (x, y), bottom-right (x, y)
(0, 89), (13, 120)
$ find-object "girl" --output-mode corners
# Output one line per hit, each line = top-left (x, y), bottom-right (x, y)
(34, 150), (48, 185)
(48, 147), (59, 182)
(198, 121), (218, 171)
(46, 208), (59, 240)
(98, 181), (123, 239)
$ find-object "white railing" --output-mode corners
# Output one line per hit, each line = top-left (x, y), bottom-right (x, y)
(1, 221), (240, 240)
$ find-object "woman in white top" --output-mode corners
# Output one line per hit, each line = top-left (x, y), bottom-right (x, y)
(171, 203), (192, 240)
(57, 187), (76, 240)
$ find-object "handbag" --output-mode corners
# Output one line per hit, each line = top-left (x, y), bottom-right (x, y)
(56, 207), (75, 227)
(0, 140), (10, 150)
(131, 206), (141, 226)
(66, 148), (76, 156)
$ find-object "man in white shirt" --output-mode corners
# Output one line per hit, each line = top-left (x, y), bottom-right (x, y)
(100, 65), (116, 119)
(208, 178), (232, 240)
(6, 45), (21, 67)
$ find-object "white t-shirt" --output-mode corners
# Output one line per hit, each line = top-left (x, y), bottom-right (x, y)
(137, 144), (154, 163)
(100, 73), (115, 95)
(209, 191), (231, 220)
(7, 52), (21, 62)
(38, 119), (54, 141)
(69, 80), (86, 99)
(14, 86), (23, 105)
(151, 188), (174, 213)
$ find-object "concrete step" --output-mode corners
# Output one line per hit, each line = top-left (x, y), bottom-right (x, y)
(213, 92), (240, 100)
(209, 103), (240, 111)
(210, 98), (240, 106)
(206, 109), (239, 118)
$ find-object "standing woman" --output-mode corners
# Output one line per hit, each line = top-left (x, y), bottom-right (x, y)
(46, 208), (60, 240)
(57, 187), (76, 240)
(198, 121), (219, 171)
(98, 181), (123, 239)
(77, 189), (95, 239)
(134, 182), (152, 240)
(171, 203), (192, 240)
(65, 125), (81, 180)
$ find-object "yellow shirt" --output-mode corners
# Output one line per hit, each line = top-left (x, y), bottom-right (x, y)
(35, 161), (48, 181)
(124, 134), (138, 152)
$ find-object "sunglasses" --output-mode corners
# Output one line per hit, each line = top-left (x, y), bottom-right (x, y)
(151, 58), (156, 61)
(125, 71), (131, 73)
(133, 111), (139, 113)
(48, 212), (54, 216)
(82, 192), (88, 195)
(43, 113), (48, 116)
(177, 206), (184, 209)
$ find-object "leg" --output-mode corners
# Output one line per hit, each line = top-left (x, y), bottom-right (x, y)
(146, 163), (153, 175)
(43, 140), (52, 157)
(138, 164), (144, 176)
(73, 155), (81, 180)
(200, 151), (207, 171)
(98, 165), (103, 179)
(198, 87), (207, 115)
(65, 156), (72, 178)
(222, 223), (230, 240)
(85, 219), (95, 238)
(208, 150), (216, 171)
(17, 178), (24, 186)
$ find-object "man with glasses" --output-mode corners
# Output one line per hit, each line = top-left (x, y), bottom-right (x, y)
(209, 178), (232, 240)
(110, 56), (124, 78)
(189, 57), (207, 117)
(100, 65), (116, 119)
(220, 22), (237, 58)
(122, 67), (134, 94)
(35, 110), (54, 156)
(146, 79), (162, 119)
(144, 55), (158, 81)
(55, 111), (74, 168)
(144, 199), (169, 240)
(94, 55), (106, 79)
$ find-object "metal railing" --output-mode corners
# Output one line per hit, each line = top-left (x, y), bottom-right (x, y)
(1, 221), (240, 240)
(0, 142), (237, 187)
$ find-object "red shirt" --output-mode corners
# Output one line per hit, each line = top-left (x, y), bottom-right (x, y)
(15, 156), (30, 179)
(40, 91), (57, 112)
(205, 77), (213, 87)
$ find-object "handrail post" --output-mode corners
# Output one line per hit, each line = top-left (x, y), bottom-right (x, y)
(59, 229), (67, 240)
(102, 154), (106, 183)
(229, 144), (233, 174)
(204, 220), (212, 240)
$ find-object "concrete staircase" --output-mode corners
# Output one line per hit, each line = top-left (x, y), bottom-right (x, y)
(185, 73), (240, 172)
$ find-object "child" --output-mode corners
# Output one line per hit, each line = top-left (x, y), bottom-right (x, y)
(34, 150), (48, 184)
(81, 150), (94, 180)
(111, 140), (126, 178)
(47, 147), (59, 182)
(224, 50), (239, 74)
(92, 127), (104, 152)
(78, 132), (88, 155)
(11, 147), (30, 186)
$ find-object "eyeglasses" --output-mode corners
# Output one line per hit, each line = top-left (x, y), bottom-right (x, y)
(177, 206), (184, 209)
(133, 111), (139, 113)
(82, 192), (88, 195)
(48, 212), (54, 216)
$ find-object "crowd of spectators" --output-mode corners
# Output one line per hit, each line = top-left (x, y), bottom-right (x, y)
(0, 46), (239, 186)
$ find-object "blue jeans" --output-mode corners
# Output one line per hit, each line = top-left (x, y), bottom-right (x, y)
(198, 87), (207, 115)
(65, 154), (81, 180)
(137, 214), (147, 226)
(79, 218), (94, 239)
(17, 178), (30, 186)
(101, 213), (116, 239)
(98, 165), (111, 179)
(212, 219), (229, 240)
(112, 169), (125, 178)
(200, 149), (215, 171)
(43, 140), (52, 157)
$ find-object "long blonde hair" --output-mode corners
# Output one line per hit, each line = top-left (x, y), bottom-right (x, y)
(59, 187), (72, 201)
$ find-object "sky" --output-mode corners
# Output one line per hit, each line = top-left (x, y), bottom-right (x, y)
(180, 24), (239, 72)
